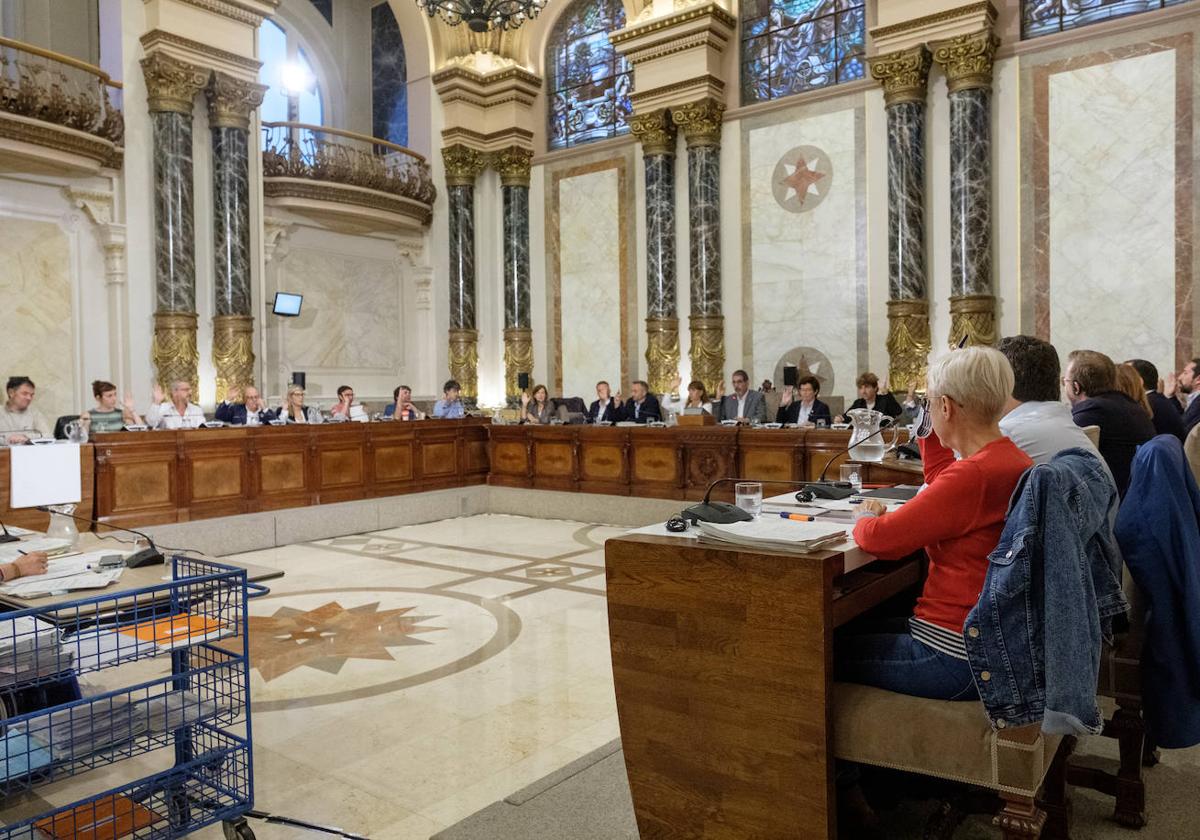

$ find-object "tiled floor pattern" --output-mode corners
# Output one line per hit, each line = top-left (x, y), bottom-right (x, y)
(5, 515), (626, 839)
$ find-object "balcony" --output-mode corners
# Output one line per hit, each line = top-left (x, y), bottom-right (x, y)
(261, 122), (436, 234)
(0, 36), (123, 175)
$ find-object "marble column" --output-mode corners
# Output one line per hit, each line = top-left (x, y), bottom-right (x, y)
(442, 144), (486, 404)
(207, 72), (266, 402)
(493, 146), (534, 406)
(932, 29), (1000, 348)
(672, 99), (726, 397)
(869, 46), (933, 390)
(140, 52), (209, 393)
(629, 108), (678, 394)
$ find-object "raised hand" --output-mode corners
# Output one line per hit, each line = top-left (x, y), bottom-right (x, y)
(226, 385), (241, 404)
(670, 373), (682, 393)
(780, 385), (795, 406)
(614, 390), (623, 403)
(1165, 371), (1178, 398)
(520, 392), (531, 407)
(715, 380), (726, 399)
(152, 383), (164, 405)
(123, 392), (136, 412)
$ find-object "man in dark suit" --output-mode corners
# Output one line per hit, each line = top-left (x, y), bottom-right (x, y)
(587, 380), (623, 423)
(776, 375), (832, 425)
(1127, 359), (1186, 441)
(713, 369), (767, 423)
(1066, 350), (1155, 498)
(622, 380), (661, 424)
(1165, 357), (1200, 434)
(214, 386), (276, 425)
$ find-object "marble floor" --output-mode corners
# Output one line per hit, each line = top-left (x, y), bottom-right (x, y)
(4, 514), (627, 839)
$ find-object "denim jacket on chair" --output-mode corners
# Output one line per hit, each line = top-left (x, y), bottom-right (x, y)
(963, 448), (1129, 736)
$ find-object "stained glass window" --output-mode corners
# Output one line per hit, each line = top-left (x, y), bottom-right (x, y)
(372, 2), (408, 147)
(740, 0), (866, 106)
(545, 0), (631, 150)
(1022, 0), (1190, 39)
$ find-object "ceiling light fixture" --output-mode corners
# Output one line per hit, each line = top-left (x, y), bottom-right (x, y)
(415, 0), (545, 32)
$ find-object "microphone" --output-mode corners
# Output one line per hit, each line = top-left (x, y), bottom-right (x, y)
(0, 520), (19, 544)
(683, 478), (831, 524)
(35, 506), (164, 568)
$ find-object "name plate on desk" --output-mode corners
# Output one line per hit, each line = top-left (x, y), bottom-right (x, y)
(10, 443), (82, 508)
(675, 413), (715, 426)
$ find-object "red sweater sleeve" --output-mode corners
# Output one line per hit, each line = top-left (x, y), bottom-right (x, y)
(919, 429), (956, 484)
(853, 456), (987, 560)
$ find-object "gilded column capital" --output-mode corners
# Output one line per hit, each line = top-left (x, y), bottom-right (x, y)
(442, 144), (486, 188)
(930, 28), (1000, 94)
(629, 108), (677, 157)
(948, 294), (997, 348)
(492, 146), (533, 187)
(206, 72), (268, 131)
(140, 52), (210, 115)
(671, 98), (725, 148)
(868, 45), (933, 107)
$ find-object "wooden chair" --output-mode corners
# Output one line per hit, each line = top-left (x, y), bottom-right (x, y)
(833, 683), (1072, 839)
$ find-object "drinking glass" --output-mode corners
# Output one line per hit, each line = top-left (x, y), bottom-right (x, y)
(735, 482), (763, 517)
(839, 464), (862, 492)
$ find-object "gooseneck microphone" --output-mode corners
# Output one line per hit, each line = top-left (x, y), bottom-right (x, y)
(683, 477), (832, 524)
(0, 520), (19, 544)
(35, 506), (164, 568)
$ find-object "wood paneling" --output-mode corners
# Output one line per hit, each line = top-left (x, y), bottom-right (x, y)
(372, 443), (414, 483)
(0, 445), (94, 532)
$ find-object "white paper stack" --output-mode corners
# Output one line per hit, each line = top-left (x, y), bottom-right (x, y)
(0, 615), (70, 687)
(697, 519), (848, 552)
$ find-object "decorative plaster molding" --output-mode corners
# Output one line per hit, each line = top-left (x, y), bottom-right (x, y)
(442, 144), (487, 187)
(930, 28), (1001, 93)
(262, 217), (295, 264)
(610, 3), (736, 44)
(139, 51), (209, 114)
(63, 188), (115, 226)
(871, 1), (997, 42)
(0, 112), (123, 170)
(629, 109), (677, 156)
(206, 71), (267, 130)
(870, 1), (998, 54)
(139, 30), (262, 76)
(170, 0), (277, 27)
(671, 98), (725, 147)
(868, 45), (933, 107)
(491, 145), (533, 186)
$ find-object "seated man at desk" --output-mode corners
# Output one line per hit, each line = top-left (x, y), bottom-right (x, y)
(776, 376), (832, 426)
(622, 380), (661, 424)
(0, 376), (53, 444)
(587, 381), (622, 423)
(146, 381), (205, 429)
(384, 385), (426, 420)
(842, 347), (1032, 700)
(433, 380), (465, 419)
(713, 370), (766, 424)
(81, 380), (143, 432)
(215, 385), (276, 426)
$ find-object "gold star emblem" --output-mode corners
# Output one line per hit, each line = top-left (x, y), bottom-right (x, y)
(246, 601), (442, 682)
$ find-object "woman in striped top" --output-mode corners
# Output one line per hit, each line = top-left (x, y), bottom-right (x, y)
(840, 347), (1033, 701)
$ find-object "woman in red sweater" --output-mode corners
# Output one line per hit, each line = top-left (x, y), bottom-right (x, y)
(840, 346), (1033, 700)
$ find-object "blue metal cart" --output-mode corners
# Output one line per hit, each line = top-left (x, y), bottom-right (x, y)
(0, 555), (258, 840)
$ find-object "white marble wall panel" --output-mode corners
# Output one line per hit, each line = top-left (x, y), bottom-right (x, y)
(1048, 49), (1176, 366)
(747, 104), (861, 394)
(0, 218), (75, 419)
(558, 168), (622, 399)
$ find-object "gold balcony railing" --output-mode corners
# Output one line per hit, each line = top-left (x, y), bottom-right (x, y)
(0, 36), (124, 152)
(261, 122), (436, 207)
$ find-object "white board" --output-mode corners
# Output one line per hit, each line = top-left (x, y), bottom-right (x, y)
(9, 443), (82, 508)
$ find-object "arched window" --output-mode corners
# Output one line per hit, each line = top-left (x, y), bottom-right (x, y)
(258, 18), (325, 146)
(740, 0), (866, 106)
(545, 0), (631, 150)
(1022, 0), (1188, 39)
(372, 2), (408, 147)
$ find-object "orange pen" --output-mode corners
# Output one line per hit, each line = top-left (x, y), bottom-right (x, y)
(778, 512), (817, 522)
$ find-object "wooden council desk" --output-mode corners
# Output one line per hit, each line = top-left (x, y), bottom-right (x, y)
(605, 529), (923, 840)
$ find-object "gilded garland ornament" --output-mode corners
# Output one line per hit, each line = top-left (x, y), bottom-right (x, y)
(416, 0), (545, 32)
(503, 327), (534, 404)
(645, 316), (681, 396)
(689, 315), (724, 397)
(449, 327), (480, 400)
(152, 311), (200, 394)
(629, 109), (676, 157)
(886, 299), (931, 394)
(212, 314), (255, 403)
(948, 294), (997, 348)
(868, 45), (933, 107)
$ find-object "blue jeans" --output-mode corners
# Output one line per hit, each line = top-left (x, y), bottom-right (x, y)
(836, 631), (979, 701)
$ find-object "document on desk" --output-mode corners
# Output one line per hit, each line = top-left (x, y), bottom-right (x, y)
(0, 538), (74, 562)
(0, 552), (127, 598)
(697, 519), (847, 552)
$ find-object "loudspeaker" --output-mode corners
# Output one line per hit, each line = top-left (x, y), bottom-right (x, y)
(291, 371), (306, 389)
(783, 365), (798, 387)
(517, 372), (530, 390)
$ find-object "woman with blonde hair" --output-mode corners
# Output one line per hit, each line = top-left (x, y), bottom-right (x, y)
(1115, 363), (1153, 418)
(841, 347), (1033, 700)
(280, 385), (322, 424)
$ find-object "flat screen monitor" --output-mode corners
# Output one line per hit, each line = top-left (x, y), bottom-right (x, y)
(273, 292), (303, 317)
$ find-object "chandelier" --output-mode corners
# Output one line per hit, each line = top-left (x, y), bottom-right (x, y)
(416, 0), (545, 32)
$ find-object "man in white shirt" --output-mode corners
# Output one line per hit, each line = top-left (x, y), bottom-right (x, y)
(997, 336), (1102, 466)
(0, 376), (53, 444)
(713, 370), (766, 423)
(146, 380), (206, 429)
